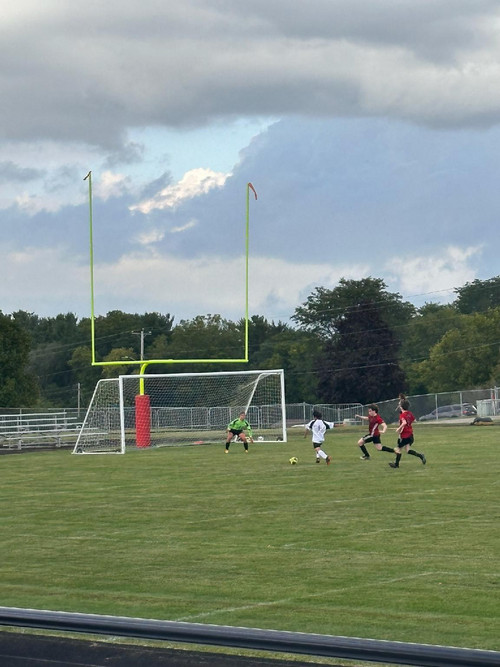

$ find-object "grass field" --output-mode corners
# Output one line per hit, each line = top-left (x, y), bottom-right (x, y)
(0, 423), (498, 660)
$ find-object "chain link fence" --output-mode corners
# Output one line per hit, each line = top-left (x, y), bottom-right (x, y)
(373, 388), (499, 424)
(285, 402), (363, 427)
(2, 387), (500, 429)
(286, 388), (500, 427)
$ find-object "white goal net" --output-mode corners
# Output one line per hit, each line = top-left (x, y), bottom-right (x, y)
(73, 369), (286, 454)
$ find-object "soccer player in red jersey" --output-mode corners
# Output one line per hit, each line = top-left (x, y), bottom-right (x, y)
(355, 404), (395, 460)
(389, 399), (426, 468)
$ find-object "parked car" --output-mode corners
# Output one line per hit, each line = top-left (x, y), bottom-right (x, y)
(419, 403), (477, 421)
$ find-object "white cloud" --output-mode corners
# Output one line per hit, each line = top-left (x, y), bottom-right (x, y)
(0, 243), (366, 321)
(14, 192), (61, 215)
(0, 246), (88, 315)
(171, 220), (198, 234)
(385, 246), (481, 302)
(91, 251), (367, 321)
(0, 240), (484, 324)
(94, 171), (132, 201)
(136, 228), (165, 245)
(131, 168), (230, 213)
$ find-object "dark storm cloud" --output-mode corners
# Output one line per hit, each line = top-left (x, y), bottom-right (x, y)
(2, 1), (500, 152)
(5, 115), (498, 275)
(136, 117), (498, 275)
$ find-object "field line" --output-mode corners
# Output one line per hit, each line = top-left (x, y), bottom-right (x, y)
(175, 571), (436, 622)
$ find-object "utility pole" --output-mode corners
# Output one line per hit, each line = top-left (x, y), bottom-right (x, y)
(132, 329), (152, 361)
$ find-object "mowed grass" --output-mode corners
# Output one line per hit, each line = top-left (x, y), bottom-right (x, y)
(0, 423), (498, 654)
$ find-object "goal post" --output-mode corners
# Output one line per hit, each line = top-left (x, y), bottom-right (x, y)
(73, 369), (286, 454)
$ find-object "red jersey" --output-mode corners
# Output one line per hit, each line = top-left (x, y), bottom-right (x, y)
(399, 410), (415, 438)
(368, 413), (384, 436)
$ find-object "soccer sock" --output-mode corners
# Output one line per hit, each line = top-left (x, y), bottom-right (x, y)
(381, 446), (395, 453)
(407, 449), (420, 458)
(244, 443), (248, 451)
(318, 449), (327, 459)
(359, 444), (370, 457)
(395, 453), (402, 466)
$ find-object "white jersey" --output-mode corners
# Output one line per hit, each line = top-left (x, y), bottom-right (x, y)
(306, 418), (335, 444)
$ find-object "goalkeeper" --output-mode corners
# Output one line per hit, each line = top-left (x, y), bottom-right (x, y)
(225, 412), (254, 453)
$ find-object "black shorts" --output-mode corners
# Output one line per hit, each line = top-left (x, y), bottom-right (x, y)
(363, 434), (381, 444)
(230, 429), (243, 436)
(398, 435), (414, 447)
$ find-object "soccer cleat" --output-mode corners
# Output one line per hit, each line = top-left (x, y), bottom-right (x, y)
(389, 462), (399, 468)
(326, 455), (332, 465)
(360, 455), (370, 460)
(316, 458), (321, 463)
(421, 454), (426, 465)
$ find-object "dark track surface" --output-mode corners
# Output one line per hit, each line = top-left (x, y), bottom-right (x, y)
(0, 632), (344, 666)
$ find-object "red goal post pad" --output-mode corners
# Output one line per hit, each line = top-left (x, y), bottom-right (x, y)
(135, 394), (151, 448)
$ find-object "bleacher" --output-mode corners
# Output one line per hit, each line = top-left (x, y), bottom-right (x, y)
(0, 412), (81, 450)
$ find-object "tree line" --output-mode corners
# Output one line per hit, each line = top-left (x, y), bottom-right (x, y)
(2, 275), (500, 409)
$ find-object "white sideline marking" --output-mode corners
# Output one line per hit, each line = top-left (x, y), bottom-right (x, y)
(175, 572), (435, 622)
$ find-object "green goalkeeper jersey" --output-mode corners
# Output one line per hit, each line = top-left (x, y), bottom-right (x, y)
(227, 418), (253, 437)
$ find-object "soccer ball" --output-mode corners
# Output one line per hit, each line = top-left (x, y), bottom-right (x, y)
(289, 456), (298, 465)
(257, 436), (264, 441)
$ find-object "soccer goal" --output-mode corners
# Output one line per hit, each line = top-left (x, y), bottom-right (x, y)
(73, 369), (286, 454)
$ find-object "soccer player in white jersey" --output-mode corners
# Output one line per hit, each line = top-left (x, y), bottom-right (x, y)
(304, 410), (337, 465)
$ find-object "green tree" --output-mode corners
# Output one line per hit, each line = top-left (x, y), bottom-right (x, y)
(401, 303), (462, 393)
(293, 277), (415, 339)
(147, 334), (170, 361)
(244, 315), (289, 359)
(80, 310), (174, 360)
(414, 309), (500, 391)
(68, 346), (102, 407)
(148, 314), (241, 373)
(11, 311), (42, 342)
(0, 313), (38, 406)
(317, 302), (406, 404)
(293, 278), (410, 403)
(402, 303), (460, 360)
(13, 311), (81, 346)
(250, 327), (320, 403)
(28, 341), (74, 407)
(454, 276), (500, 314)
(101, 347), (138, 378)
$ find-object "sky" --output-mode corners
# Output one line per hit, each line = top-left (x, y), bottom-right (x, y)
(2, 1), (500, 326)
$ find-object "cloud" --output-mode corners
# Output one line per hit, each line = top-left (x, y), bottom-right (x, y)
(1, 115), (495, 323)
(0, 238), (368, 323)
(0, 245), (88, 315)
(171, 220), (198, 234)
(131, 168), (230, 213)
(94, 171), (134, 201)
(0, 140), (101, 213)
(104, 142), (145, 167)
(386, 246), (481, 302)
(91, 250), (367, 322)
(0, 161), (44, 182)
(3, 1), (500, 154)
(136, 228), (165, 245)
